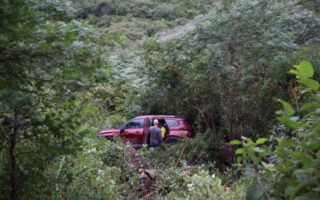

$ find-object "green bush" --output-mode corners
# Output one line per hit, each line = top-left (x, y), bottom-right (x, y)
(46, 138), (123, 199)
(231, 60), (320, 199)
(168, 170), (247, 200)
(38, 133), (245, 199)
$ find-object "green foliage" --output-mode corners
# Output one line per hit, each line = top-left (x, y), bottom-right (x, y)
(278, 100), (296, 117)
(0, 0), (109, 199)
(1, 0), (320, 199)
(139, 132), (216, 169)
(48, 138), (121, 199)
(234, 61), (320, 199)
(230, 137), (268, 164)
(72, 0), (215, 40)
(171, 170), (247, 200)
(27, 135), (245, 199)
(138, 0), (320, 141)
(104, 114), (127, 129)
(272, 61), (320, 199)
(298, 0), (320, 13)
(35, 0), (76, 21)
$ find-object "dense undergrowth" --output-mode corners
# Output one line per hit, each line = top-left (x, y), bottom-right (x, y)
(43, 134), (247, 199)
(231, 61), (320, 199)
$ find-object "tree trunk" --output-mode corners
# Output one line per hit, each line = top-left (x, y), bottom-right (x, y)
(10, 110), (18, 200)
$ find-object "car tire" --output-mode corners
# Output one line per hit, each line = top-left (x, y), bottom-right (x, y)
(164, 137), (179, 144)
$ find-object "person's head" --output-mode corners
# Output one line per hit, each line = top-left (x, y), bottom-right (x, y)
(153, 119), (159, 127)
(158, 122), (163, 127)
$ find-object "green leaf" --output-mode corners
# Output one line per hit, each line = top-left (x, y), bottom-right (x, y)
(256, 138), (267, 145)
(229, 140), (241, 145)
(275, 137), (282, 143)
(293, 169), (309, 182)
(278, 139), (297, 148)
(278, 100), (295, 116)
(292, 152), (313, 167)
(246, 184), (264, 200)
(285, 183), (305, 198)
(299, 79), (320, 90)
(299, 61), (314, 79)
(244, 167), (257, 179)
(301, 103), (320, 110)
(302, 142), (319, 151)
(235, 148), (244, 155)
(277, 117), (299, 129)
(289, 69), (298, 76)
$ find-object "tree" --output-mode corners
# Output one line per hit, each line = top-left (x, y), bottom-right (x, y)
(0, 0), (108, 199)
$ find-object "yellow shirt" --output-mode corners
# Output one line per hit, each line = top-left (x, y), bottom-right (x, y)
(161, 127), (166, 139)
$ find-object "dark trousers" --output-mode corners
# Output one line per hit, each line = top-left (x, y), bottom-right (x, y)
(150, 143), (160, 148)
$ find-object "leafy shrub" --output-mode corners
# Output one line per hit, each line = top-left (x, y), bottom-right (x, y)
(47, 138), (122, 199)
(43, 132), (244, 199)
(168, 170), (247, 200)
(138, 132), (217, 170)
(231, 60), (320, 199)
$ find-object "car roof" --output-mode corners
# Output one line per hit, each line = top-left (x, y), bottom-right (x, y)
(135, 115), (184, 120)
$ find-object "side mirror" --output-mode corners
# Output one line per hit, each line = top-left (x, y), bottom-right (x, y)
(120, 128), (125, 134)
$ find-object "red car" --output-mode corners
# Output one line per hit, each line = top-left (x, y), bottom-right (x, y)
(98, 115), (192, 148)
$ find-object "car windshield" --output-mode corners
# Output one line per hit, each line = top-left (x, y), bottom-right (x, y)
(119, 118), (145, 129)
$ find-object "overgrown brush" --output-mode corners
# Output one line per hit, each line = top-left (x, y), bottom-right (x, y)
(231, 61), (320, 199)
(42, 134), (247, 199)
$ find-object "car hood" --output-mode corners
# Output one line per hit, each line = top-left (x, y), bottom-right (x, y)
(99, 129), (119, 135)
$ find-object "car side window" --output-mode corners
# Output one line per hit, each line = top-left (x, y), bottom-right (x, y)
(124, 119), (145, 129)
(166, 119), (180, 127)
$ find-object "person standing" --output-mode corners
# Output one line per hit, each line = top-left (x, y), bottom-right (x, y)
(149, 119), (162, 148)
(159, 122), (166, 139)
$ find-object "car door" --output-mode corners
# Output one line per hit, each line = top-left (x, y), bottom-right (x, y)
(119, 118), (146, 145)
(143, 118), (152, 145)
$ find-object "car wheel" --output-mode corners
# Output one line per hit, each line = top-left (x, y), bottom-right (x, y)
(164, 137), (178, 144)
